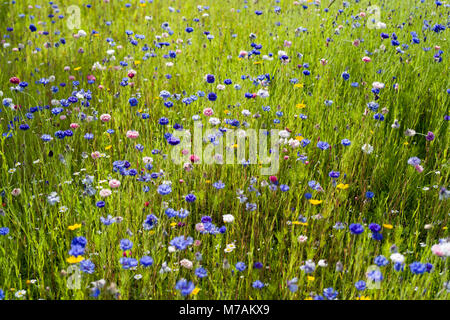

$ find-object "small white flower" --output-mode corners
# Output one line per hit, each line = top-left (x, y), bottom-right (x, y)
(223, 214), (235, 223)
(390, 253), (405, 264)
(180, 259), (193, 269)
(15, 290), (26, 298)
(361, 143), (374, 154)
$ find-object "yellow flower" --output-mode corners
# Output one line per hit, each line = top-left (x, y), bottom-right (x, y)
(356, 296), (371, 300)
(68, 223), (82, 231)
(296, 103), (306, 109)
(205, 180), (211, 184)
(309, 199), (323, 205)
(135, 60), (141, 65)
(383, 224), (393, 229)
(224, 110), (230, 115)
(304, 296), (313, 300)
(67, 256), (84, 264)
(295, 136), (304, 141)
(336, 183), (349, 190)
(292, 221), (308, 226)
(294, 83), (304, 88)
(74, 67), (81, 71)
(170, 222), (177, 228)
(253, 61), (263, 65)
(191, 288), (200, 295)
(307, 276), (315, 281)
(105, 145), (112, 150)
(149, 231), (155, 236)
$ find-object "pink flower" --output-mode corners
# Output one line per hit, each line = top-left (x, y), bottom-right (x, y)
(70, 123), (80, 129)
(362, 56), (372, 63)
(99, 189), (112, 197)
(353, 39), (361, 47)
(203, 108), (214, 116)
(359, 12), (366, 17)
(269, 176), (278, 183)
(100, 114), (111, 122)
(64, 66), (70, 71)
(181, 149), (189, 155)
(91, 151), (101, 159)
(190, 154), (200, 163)
(60, 115), (67, 120)
(239, 50), (248, 57)
(11, 188), (21, 196)
(68, 75), (75, 81)
(109, 179), (121, 188)
(87, 74), (96, 82)
(320, 58), (328, 66)
(126, 130), (139, 139)
(431, 244), (444, 257)
(284, 40), (292, 47)
(414, 165), (424, 173)
(180, 259), (193, 269)
(195, 223), (205, 232)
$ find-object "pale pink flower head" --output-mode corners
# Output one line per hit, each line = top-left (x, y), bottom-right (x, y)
(239, 50), (248, 57)
(359, 12), (366, 17)
(431, 244), (444, 257)
(64, 66), (70, 71)
(91, 151), (101, 159)
(99, 189), (112, 198)
(180, 259), (193, 269)
(126, 130), (139, 139)
(68, 75), (75, 81)
(109, 179), (121, 188)
(195, 223), (205, 232)
(190, 154), (200, 163)
(100, 114), (111, 122)
(87, 74), (96, 82)
(414, 165), (424, 173)
(181, 149), (189, 155)
(320, 58), (328, 66)
(11, 188), (21, 196)
(297, 235), (308, 243)
(203, 108), (214, 116)
(70, 123), (80, 129)
(362, 56), (372, 63)
(353, 39), (361, 47)
(142, 157), (153, 164)
(60, 115), (67, 120)
(284, 40), (292, 47)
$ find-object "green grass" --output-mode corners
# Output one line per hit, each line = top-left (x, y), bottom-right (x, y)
(0, 0), (448, 300)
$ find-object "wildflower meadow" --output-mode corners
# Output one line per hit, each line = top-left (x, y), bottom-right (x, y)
(0, 0), (448, 302)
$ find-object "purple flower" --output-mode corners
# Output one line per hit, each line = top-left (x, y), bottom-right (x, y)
(349, 223), (364, 235)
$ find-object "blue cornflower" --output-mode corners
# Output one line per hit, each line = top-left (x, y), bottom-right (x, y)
(207, 92), (217, 101)
(143, 214), (158, 230)
(195, 267), (208, 278)
(79, 259), (95, 274)
(185, 194), (196, 202)
(140, 256), (154, 267)
(369, 223), (381, 232)
(374, 255), (389, 267)
(323, 287), (338, 300)
(409, 262), (426, 275)
(365, 191), (375, 199)
(120, 239), (133, 251)
(175, 279), (195, 296)
(236, 262), (247, 272)
(367, 269), (383, 282)
(341, 139), (351, 146)
(252, 280), (265, 289)
(0, 227), (10, 236)
(170, 236), (193, 250)
(317, 141), (330, 150)
(349, 223), (364, 235)
(157, 184), (172, 195)
(355, 280), (366, 291)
